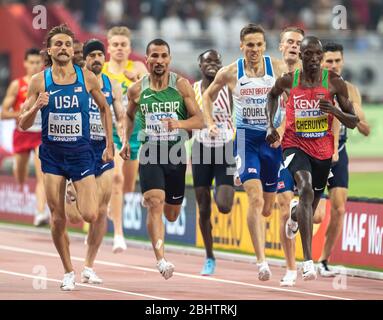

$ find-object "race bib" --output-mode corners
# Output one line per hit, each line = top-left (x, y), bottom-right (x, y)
(89, 111), (105, 141)
(48, 112), (82, 142)
(242, 105), (267, 125)
(196, 123), (234, 147)
(295, 108), (328, 138)
(145, 112), (178, 141)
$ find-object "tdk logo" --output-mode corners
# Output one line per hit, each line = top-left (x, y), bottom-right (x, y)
(53, 114), (78, 121)
(245, 97), (267, 105)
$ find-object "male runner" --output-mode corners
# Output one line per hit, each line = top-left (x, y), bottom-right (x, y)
(315, 42), (370, 276)
(102, 26), (148, 253)
(19, 24), (114, 291)
(203, 23), (285, 281)
(120, 39), (204, 280)
(65, 39), (124, 283)
(192, 49), (235, 275)
(274, 28), (337, 286)
(275, 27), (304, 286)
(1, 48), (49, 226)
(73, 39), (85, 67)
(266, 36), (359, 280)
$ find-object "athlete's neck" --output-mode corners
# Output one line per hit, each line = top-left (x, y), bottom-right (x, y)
(285, 60), (302, 73)
(244, 58), (264, 77)
(301, 67), (321, 85)
(51, 63), (76, 83)
(23, 75), (32, 84)
(108, 59), (128, 74)
(201, 76), (213, 93)
(149, 72), (169, 91)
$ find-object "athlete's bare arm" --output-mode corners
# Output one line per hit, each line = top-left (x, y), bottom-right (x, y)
(110, 79), (126, 140)
(18, 72), (47, 130)
(170, 77), (204, 131)
(123, 61), (148, 82)
(0, 80), (19, 120)
(120, 80), (141, 160)
(347, 82), (370, 136)
(85, 69), (114, 160)
(319, 71), (359, 129)
(332, 118), (341, 162)
(266, 72), (293, 145)
(202, 63), (236, 134)
(271, 57), (288, 78)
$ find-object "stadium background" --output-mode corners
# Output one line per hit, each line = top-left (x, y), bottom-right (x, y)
(0, 0), (382, 272)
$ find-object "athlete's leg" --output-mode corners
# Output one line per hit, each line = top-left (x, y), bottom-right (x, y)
(144, 189), (166, 261)
(85, 169), (113, 268)
(294, 170), (314, 261)
(195, 186), (214, 258)
(72, 175), (98, 223)
(108, 151), (125, 239)
(262, 192), (277, 217)
(277, 191), (296, 271)
(13, 152), (30, 185)
(243, 179), (266, 263)
(33, 146), (47, 214)
(122, 159), (139, 193)
(65, 181), (83, 224)
(319, 187), (347, 261)
(44, 173), (73, 273)
(313, 197), (327, 224)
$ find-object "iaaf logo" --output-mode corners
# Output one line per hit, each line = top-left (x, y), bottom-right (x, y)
(342, 212), (383, 255)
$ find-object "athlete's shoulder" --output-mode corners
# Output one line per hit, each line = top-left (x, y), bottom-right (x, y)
(175, 75), (193, 96)
(30, 71), (45, 91)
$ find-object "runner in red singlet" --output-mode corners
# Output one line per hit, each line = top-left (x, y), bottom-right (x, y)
(266, 36), (359, 281)
(1, 48), (49, 226)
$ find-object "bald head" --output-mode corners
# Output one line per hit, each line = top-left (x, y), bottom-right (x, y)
(299, 36), (324, 73)
(300, 36), (322, 52)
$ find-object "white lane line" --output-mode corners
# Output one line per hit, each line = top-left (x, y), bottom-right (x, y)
(0, 269), (168, 300)
(0, 244), (352, 300)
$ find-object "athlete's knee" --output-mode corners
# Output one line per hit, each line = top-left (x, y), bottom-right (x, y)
(262, 204), (273, 218)
(112, 172), (124, 187)
(144, 195), (164, 209)
(51, 214), (66, 229)
(248, 193), (264, 210)
(333, 204), (346, 218)
(215, 196), (233, 214)
(299, 183), (314, 203)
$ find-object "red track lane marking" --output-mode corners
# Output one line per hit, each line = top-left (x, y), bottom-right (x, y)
(0, 244), (352, 300)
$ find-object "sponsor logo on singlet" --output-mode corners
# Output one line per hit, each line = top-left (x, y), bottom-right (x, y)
(294, 94), (329, 138)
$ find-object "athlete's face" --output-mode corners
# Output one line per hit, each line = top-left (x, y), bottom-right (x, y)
(48, 34), (74, 65)
(240, 33), (266, 65)
(146, 45), (171, 77)
(322, 51), (344, 76)
(300, 43), (323, 72)
(85, 50), (105, 75)
(279, 31), (303, 65)
(24, 54), (43, 76)
(107, 35), (131, 62)
(199, 51), (222, 79)
(73, 42), (84, 67)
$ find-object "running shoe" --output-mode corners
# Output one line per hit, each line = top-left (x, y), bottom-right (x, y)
(60, 271), (75, 291)
(285, 199), (299, 239)
(157, 258), (175, 280)
(112, 235), (127, 253)
(81, 267), (103, 284)
(302, 260), (317, 281)
(257, 261), (272, 281)
(33, 211), (50, 227)
(200, 258), (216, 276)
(317, 260), (337, 277)
(280, 269), (297, 287)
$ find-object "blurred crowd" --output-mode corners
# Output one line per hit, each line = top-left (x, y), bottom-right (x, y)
(2, 0), (383, 50)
